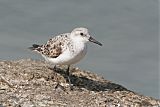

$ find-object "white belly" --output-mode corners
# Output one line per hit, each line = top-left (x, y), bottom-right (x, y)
(42, 43), (87, 65)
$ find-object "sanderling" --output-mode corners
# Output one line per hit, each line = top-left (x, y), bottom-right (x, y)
(29, 27), (102, 86)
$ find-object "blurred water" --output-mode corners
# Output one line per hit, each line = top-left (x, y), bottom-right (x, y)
(0, 0), (159, 99)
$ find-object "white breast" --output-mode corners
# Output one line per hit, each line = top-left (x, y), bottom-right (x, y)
(70, 43), (87, 64)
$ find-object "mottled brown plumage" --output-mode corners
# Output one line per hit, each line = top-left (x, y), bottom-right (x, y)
(29, 33), (70, 58)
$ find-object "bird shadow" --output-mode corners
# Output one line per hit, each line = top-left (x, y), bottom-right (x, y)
(49, 67), (129, 92)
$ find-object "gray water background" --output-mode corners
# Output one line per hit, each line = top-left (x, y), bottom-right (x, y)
(0, 0), (159, 99)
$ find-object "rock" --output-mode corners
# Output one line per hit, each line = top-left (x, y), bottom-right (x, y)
(0, 59), (159, 107)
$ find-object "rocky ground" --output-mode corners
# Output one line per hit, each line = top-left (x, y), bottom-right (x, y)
(0, 59), (159, 107)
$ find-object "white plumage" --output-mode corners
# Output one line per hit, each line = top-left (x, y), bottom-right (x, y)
(29, 27), (102, 66)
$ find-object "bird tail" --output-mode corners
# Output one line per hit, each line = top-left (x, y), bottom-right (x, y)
(28, 44), (40, 51)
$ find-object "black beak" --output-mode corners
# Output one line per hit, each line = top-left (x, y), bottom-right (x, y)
(89, 36), (102, 46)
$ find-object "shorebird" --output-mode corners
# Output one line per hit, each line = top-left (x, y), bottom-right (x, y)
(29, 27), (102, 86)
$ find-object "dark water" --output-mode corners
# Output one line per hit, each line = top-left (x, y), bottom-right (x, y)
(0, 0), (159, 99)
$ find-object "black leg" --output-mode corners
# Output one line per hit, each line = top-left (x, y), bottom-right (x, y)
(53, 65), (57, 70)
(66, 65), (70, 74)
(66, 65), (72, 89)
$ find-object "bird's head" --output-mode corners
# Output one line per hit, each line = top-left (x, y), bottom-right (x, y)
(70, 27), (102, 46)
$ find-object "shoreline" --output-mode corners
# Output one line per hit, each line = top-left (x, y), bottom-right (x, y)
(0, 59), (159, 106)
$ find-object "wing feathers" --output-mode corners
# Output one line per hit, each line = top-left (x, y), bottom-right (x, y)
(29, 33), (70, 58)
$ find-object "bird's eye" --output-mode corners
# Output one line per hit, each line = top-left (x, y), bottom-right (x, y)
(80, 33), (84, 36)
